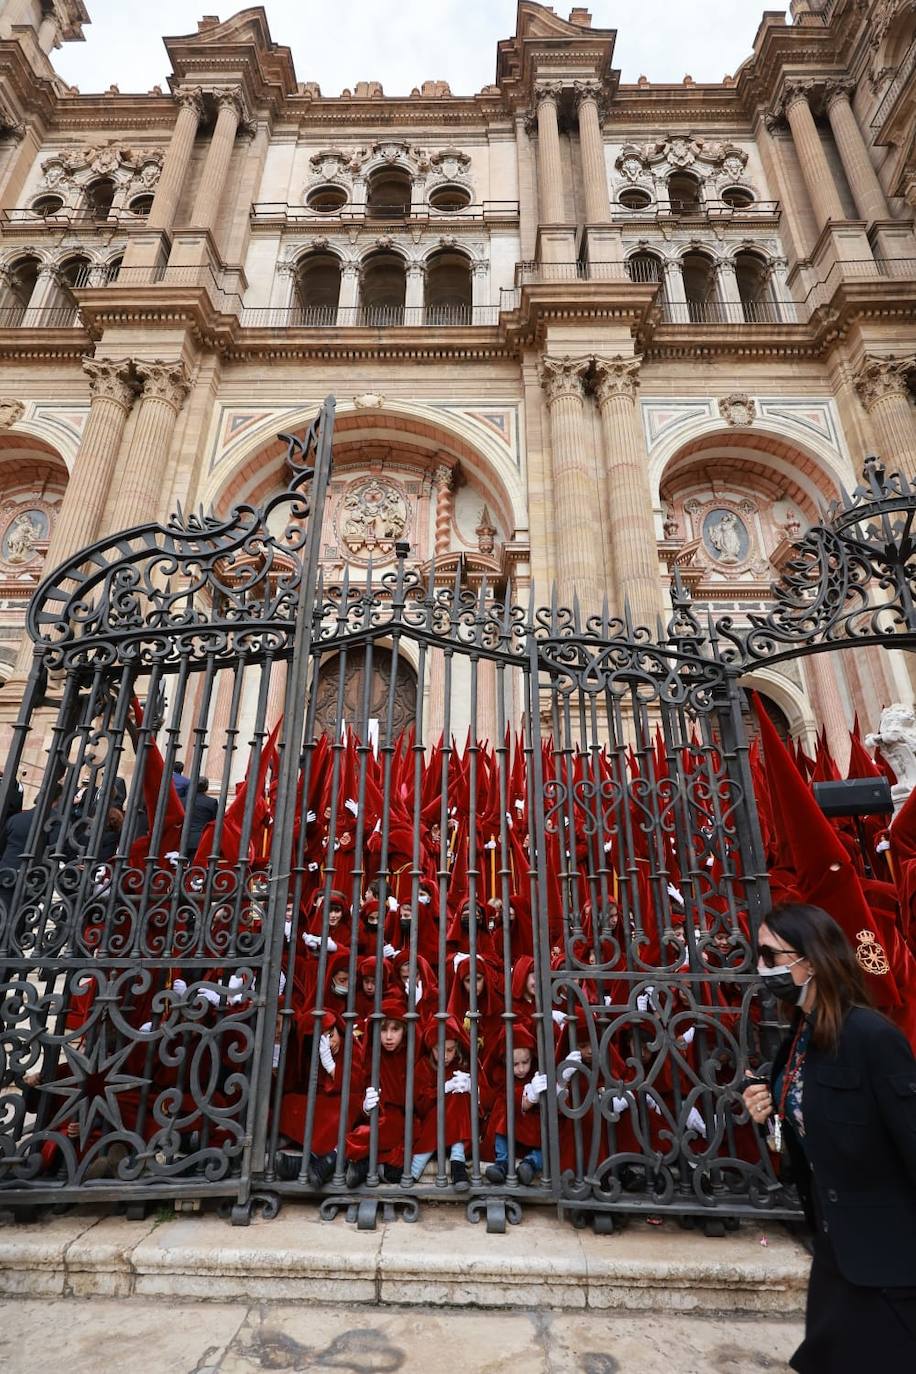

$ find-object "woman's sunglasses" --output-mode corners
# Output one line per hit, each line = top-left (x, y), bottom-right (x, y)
(757, 944), (801, 969)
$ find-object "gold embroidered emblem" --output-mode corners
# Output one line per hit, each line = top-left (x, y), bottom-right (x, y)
(855, 929), (890, 976)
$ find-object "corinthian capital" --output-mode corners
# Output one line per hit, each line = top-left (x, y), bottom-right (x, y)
(539, 354), (591, 406)
(134, 359), (191, 412)
(212, 85), (246, 121)
(853, 354), (915, 411)
(82, 357), (137, 411)
(573, 79), (602, 110)
(593, 354), (642, 406)
(780, 79), (816, 116)
(534, 81), (563, 108)
(174, 85), (205, 118)
(823, 77), (856, 111)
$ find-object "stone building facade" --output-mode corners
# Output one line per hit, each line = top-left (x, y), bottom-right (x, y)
(0, 0), (914, 780)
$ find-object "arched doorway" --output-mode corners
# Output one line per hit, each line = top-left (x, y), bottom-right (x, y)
(312, 645), (417, 740)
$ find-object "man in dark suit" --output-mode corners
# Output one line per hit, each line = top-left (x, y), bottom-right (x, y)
(184, 777), (218, 858)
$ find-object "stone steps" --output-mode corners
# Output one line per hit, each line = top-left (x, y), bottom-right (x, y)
(0, 1203), (810, 1314)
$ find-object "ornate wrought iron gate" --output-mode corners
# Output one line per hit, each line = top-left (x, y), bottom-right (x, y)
(1, 405), (913, 1230)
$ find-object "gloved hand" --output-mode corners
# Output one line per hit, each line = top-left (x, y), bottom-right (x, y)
(551, 1010), (569, 1026)
(362, 1085), (379, 1113)
(344, 798), (359, 816)
(414, 978), (423, 1004)
(227, 974), (246, 1005)
(560, 1049), (582, 1083)
(611, 1095), (630, 1115)
(522, 1072), (549, 1106)
(172, 977), (188, 997)
(318, 1033), (336, 1075)
(302, 931), (320, 949)
(383, 943), (397, 959)
(444, 1071), (471, 1095)
(686, 1105), (707, 1138)
(325, 936), (337, 953)
(635, 985), (655, 1013)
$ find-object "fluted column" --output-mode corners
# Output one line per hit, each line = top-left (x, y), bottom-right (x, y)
(574, 81), (610, 225)
(593, 355), (661, 628)
(805, 655), (851, 768)
(148, 88), (204, 234)
(824, 80), (889, 225)
(535, 84), (565, 225)
(540, 355), (603, 612)
(108, 361), (191, 532)
(265, 659), (288, 733)
(854, 355), (916, 473)
(782, 82), (845, 229)
(189, 88), (243, 231)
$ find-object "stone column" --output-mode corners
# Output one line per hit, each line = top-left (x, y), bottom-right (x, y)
(434, 462), (454, 557)
(337, 262), (360, 325)
(824, 80), (890, 225)
(593, 354), (661, 628)
(782, 81), (845, 229)
(535, 84), (565, 225)
(574, 81), (610, 225)
(805, 655), (851, 768)
(470, 259), (489, 318)
(108, 361), (191, 533)
(715, 259), (743, 320)
(405, 262), (425, 320)
(853, 354), (916, 473)
(189, 88), (243, 231)
(6, 359), (138, 680)
(767, 257), (795, 321)
(148, 88), (204, 234)
(23, 265), (66, 326)
(539, 354), (604, 613)
(662, 259), (687, 321)
(265, 657), (288, 732)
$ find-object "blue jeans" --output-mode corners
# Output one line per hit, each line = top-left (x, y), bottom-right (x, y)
(495, 1134), (542, 1171)
(410, 1140), (465, 1179)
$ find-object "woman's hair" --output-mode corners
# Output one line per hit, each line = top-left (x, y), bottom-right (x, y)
(765, 902), (872, 1051)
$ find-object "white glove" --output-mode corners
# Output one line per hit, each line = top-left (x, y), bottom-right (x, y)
(484, 839), (497, 850)
(325, 936), (337, 953)
(165, 850), (181, 868)
(560, 1049), (582, 1083)
(363, 1085), (380, 1113)
(444, 1071), (471, 1095)
(383, 943), (397, 959)
(227, 974), (246, 1005)
(604, 995), (613, 1007)
(387, 896), (399, 912)
(646, 1093), (663, 1116)
(531, 1071), (549, 1097)
(667, 882), (683, 905)
(307, 862), (319, 872)
(679, 1026), (696, 1046)
(453, 952), (469, 972)
(302, 932), (320, 949)
(139, 1021), (152, 1033)
(197, 985), (221, 1008)
(415, 979), (423, 1004)
(172, 977), (188, 996)
(344, 798), (359, 816)
(611, 1095), (630, 1114)
(272, 1042), (281, 1068)
(635, 986), (655, 1013)
(284, 919), (292, 941)
(551, 1010), (569, 1026)
(686, 1105), (707, 1138)
(876, 838), (891, 853)
(306, 810), (317, 823)
(318, 1033), (336, 1075)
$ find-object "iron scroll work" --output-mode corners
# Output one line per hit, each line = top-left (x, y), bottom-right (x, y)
(0, 414), (913, 1229)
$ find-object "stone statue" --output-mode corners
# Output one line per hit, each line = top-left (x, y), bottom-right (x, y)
(707, 511), (743, 564)
(867, 704), (916, 810)
(5, 511), (42, 563)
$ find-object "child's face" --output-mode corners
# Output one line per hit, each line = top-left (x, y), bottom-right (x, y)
(361, 974), (376, 997)
(380, 1018), (404, 1052)
(432, 1038), (457, 1069)
(331, 973), (348, 998)
(462, 971), (485, 996)
(327, 1025), (341, 1056)
(513, 1047), (533, 1080)
(525, 971), (536, 998)
(328, 904), (344, 927)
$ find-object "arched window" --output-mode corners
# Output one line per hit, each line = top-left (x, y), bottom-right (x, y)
(306, 184), (348, 214)
(618, 186), (652, 212)
(366, 167), (411, 218)
(734, 251), (772, 323)
(425, 249), (472, 325)
(360, 250), (406, 325)
(103, 255), (123, 285)
(721, 185), (754, 210)
(31, 194), (65, 219)
(294, 252), (342, 325)
(59, 256), (91, 291)
(625, 251), (663, 284)
(1, 256), (40, 323)
(681, 251), (718, 322)
(128, 193), (154, 217)
(667, 172), (702, 215)
(428, 184), (471, 212)
(84, 178), (116, 219)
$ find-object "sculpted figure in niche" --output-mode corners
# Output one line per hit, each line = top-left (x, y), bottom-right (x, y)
(341, 478), (407, 554)
(5, 510), (44, 563)
(706, 510), (744, 564)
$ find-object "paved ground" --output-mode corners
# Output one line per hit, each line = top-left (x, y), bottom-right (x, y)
(0, 1296), (803, 1373)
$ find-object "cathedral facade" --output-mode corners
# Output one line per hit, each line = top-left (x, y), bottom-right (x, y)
(0, 0), (914, 782)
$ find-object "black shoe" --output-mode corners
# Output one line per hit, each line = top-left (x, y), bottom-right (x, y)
(381, 1163), (402, 1184)
(275, 1150), (302, 1181)
(308, 1150), (337, 1187)
(346, 1159), (369, 1189)
(516, 1159), (536, 1186)
(450, 1159), (469, 1192)
(485, 1163), (507, 1186)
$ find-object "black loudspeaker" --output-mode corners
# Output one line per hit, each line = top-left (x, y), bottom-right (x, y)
(812, 777), (893, 818)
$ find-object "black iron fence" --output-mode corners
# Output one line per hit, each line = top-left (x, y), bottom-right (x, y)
(1, 404), (913, 1230)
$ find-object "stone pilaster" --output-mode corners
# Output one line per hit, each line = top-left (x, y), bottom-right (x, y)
(853, 354), (916, 472)
(592, 355), (661, 628)
(824, 80), (890, 225)
(781, 81), (845, 229)
(108, 360), (191, 533)
(434, 462), (454, 557)
(189, 87), (243, 231)
(574, 81), (609, 225)
(539, 354), (604, 613)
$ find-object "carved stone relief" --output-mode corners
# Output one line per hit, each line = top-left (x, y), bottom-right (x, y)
(335, 475), (410, 558)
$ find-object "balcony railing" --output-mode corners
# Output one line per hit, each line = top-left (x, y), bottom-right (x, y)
(656, 300), (793, 325)
(0, 306), (84, 328)
(515, 260), (636, 285)
(0, 207), (149, 229)
(250, 200), (519, 225)
(239, 304), (500, 329)
(610, 198), (781, 221)
(72, 264), (243, 312)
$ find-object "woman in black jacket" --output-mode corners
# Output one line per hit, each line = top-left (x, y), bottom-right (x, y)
(743, 903), (916, 1371)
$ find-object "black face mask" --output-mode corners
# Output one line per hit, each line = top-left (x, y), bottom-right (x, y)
(758, 959), (809, 1006)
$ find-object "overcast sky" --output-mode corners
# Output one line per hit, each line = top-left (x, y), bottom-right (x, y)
(53, 1), (778, 97)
